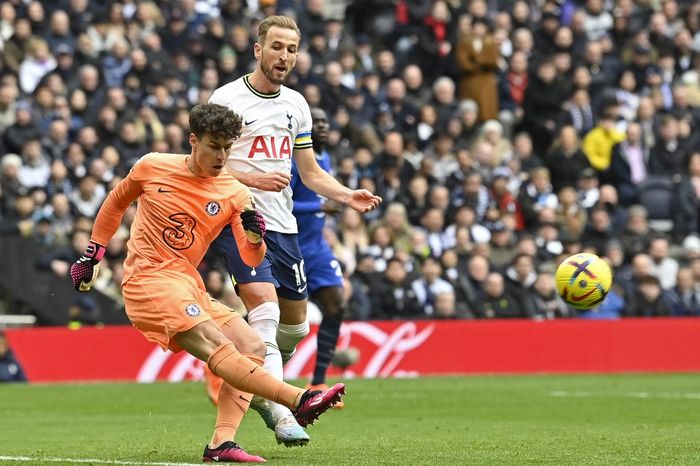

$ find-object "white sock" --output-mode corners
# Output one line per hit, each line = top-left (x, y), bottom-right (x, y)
(247, 302), (294, 423)
(277, 321), (310, 364)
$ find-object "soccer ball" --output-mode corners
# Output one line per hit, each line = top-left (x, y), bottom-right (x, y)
(555, 253), (613, 309)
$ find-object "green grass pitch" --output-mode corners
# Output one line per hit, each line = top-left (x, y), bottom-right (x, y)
(1, 374), (700, 465)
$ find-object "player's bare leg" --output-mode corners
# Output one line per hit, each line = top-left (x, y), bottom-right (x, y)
(305, 286), (345, 408)
(237, 282), (310, 447)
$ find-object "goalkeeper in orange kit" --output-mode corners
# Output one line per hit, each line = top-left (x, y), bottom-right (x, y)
(70, 103), (345, 463)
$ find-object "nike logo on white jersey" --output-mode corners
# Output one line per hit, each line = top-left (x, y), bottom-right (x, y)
(244, 119), (258, 125)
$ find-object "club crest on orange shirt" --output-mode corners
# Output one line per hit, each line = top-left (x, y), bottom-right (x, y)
(205, 201), (221, 216)
(185, 304), (202, 317)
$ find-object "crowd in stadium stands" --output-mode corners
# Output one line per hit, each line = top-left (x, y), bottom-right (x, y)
(2, 0), (700, 324)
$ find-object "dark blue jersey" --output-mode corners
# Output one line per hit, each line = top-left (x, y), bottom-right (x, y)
(291, 150), (344, 293)
(291, 150), (331, 248)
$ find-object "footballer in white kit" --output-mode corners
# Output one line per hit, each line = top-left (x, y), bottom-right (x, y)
(212, 74), (312, 236)
(205, 15), (381, 450)
(210, 73), (313, 300)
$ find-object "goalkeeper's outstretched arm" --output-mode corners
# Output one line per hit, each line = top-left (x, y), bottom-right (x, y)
(70, 175), (142, 291)
(90, 175), (142, 247)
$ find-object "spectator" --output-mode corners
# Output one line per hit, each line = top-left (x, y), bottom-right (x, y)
(546, 125), (591, 193)
(370, 257), (421, 319)
(378, 203), (414, 253)
(476, 271), (529, 318)
(433, 290), (459, 319)
(455, 17), (499, 122)
(3, 18), (33, 74)
(431, 76), (458, 128)
(619, 205), (649, 258)
(46, 9), (76, 52)
(411, 256), (454, 317)
(418, 207), (449, 257)
(0, 331), (27, 383)
(4, 101), (40, 155)
(582, 108), (626, 173)
(402, 64), (432, 110)
(522, 59), (566, 154)
(518, 167), (558, 229)
(347, 254), (375, 321)
(531, 271), (572, 319)
(338, 208), (370, 258)
(69, 175), (106, 218)
(580, 205), (614, 255)
(577, 168), (600, 209)
(0, 153), (23, 215)
(667, 267), (700, 316)
(649, 114), (690, 177)
(626, 274), (673, 317)
(511, 132), (542, 174)
(563, 89), (596, 137)
(617, 252), (654, 302)
(503, 253), (538, 315)
(18, 138), (50, 189)
(555, 186), (587, 240)
(608, 122), (648, 206)
(19, 37), (56, 95)
(488, 222), (515, 269)
(648, 235), (679, 289)
(498, 51), (528, 135)
(0, 85), (17, 132)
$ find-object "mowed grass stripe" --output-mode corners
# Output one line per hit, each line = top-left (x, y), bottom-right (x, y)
(1, 375), (699, 465)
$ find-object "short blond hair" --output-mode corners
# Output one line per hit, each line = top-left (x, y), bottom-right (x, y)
(258, 15), (301, 45)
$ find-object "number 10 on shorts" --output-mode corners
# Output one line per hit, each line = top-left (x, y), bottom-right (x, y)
(292, 260), (306, 287)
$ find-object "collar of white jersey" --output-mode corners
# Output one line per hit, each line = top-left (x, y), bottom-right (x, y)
(243, 74), (281, 99)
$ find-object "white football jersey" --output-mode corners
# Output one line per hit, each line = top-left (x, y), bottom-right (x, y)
(209, 74), (313, 233)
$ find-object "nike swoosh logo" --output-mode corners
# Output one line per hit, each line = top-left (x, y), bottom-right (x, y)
(297, 284), (307, 294)
(249, 366), (258, 374)
(245, 119), (258, 125)
(157, 187), (172, 193)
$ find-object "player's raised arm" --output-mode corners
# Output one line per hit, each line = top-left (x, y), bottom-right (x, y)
(294, 147), (383, 213)
(229, 194), (268, 267)
(70, 169), (143, 291)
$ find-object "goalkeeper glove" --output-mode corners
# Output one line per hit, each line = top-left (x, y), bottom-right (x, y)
(70, 241), (106, 292)
(240, 208), (266, 244)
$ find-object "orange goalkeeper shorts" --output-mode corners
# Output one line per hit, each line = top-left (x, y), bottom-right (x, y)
(122, 269), (238, 352)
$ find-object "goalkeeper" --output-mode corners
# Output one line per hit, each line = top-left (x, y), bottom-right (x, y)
(70, 103), (345, 464)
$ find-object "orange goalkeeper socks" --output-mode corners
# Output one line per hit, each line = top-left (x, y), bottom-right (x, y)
(209, 353), (261, 448)
(207, 343), (302, 410)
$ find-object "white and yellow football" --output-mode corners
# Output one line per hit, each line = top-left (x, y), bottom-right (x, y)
(555, 253), (613, 309)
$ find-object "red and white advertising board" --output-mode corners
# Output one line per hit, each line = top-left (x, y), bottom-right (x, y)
(6, 319), (700, 383)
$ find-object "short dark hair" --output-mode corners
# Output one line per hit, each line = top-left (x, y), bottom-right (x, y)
(189, 104), (242, 142)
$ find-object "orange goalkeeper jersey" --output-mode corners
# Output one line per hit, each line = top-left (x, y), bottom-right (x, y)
(90, 152), (265, 284)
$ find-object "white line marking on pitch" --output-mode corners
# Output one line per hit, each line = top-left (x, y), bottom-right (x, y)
(0, 456), (202, 466)
(548, 391), (700, 399)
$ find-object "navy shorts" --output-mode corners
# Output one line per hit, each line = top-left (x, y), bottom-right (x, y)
(213, 230), (308, 301)
(301, 239), (344, 294)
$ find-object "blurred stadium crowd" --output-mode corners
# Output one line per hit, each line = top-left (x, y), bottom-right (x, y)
(2, 0), (700, 324)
